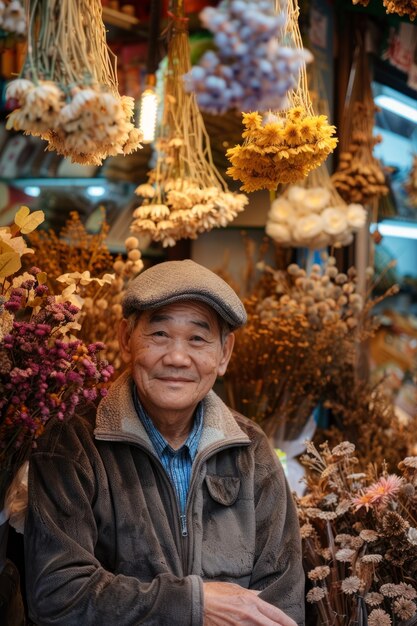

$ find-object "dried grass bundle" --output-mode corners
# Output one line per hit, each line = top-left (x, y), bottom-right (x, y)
(405, 155), (417, 208)
(130, 12), (248, 247)
(331, 36), (388, 209)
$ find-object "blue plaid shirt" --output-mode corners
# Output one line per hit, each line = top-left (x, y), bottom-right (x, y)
(133, 386), (203, 518)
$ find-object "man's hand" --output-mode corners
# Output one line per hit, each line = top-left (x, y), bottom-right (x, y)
(203, 581), (298, 626)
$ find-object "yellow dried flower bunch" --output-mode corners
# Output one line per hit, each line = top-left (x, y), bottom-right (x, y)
(226, 108), (338, 192)
(383, 0), (417, 19)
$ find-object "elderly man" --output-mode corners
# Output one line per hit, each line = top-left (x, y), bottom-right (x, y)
(25, 260), (305, 626)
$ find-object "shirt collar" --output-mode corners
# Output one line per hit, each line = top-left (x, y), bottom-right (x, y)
(132, 385), (203, 461)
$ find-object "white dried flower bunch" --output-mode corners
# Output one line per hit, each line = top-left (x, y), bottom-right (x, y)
(131, 180), (248, 247)
(266, 184), (367, 249)
(7, 81), (142, 165)
(0, 0), (26, 36)
(5, 0), (142, 165)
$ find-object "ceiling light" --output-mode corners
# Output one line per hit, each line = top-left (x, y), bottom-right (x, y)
(23, 186), (41, 197)
(372, 220), (417, 240)
(87, 185), (106, 198)
(374, 95), (417, 124)
(139, 74), (159, 144)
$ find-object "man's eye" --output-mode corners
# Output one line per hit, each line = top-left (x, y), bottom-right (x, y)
(152, 331), (168, 338)
(191, 335), (206, 343)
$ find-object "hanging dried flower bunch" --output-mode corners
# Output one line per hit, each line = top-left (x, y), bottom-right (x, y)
(6, 0), (142, 165)
(266, 164), (367, 249)
(297, 441), (417, 625)
(0, 0), (25, 36)
(332, 103), (389, 205)
(185, 0), (312, 114)
(405, 155), (417, 208)
(225, 0), (337, 193)
(130, 13), (248, 247)
(351, 0), (417, 21)
(332, 38), (388, 208)
(382, 0), (417, 20)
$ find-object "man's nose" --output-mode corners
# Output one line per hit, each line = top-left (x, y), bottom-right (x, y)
(162, 340), (192, 366)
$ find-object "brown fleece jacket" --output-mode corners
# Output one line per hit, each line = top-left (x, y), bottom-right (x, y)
(25, 371), (305, 625)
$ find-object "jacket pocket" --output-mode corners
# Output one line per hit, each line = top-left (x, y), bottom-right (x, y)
(205, 475), (240, 506)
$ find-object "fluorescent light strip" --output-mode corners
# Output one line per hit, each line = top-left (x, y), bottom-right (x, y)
(373, 221), (417, 240)
(374, 95), (417, 124)
(87, 185), (106, 198)
(24, 186), (41, 197)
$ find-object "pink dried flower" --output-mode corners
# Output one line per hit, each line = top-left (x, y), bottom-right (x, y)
(367, 475), (403, 506)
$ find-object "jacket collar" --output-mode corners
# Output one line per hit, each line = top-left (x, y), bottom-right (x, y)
(94, 370), (250, 454)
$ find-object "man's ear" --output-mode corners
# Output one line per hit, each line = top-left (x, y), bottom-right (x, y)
(118, 318), (133, 364)
(217, 332), (235, 377)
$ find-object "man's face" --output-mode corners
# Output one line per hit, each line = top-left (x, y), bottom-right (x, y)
(118, 300), (234, 423)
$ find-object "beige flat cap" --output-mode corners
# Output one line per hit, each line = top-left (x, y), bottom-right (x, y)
(122, 259), (246, 329)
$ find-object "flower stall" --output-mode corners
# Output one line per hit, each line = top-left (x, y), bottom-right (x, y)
(0, 0), (416, 624)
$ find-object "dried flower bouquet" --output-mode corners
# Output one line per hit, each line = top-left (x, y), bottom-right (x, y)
(185, 0), (312, 114)
(225, 0), (337, 192)
(0, 208), (113, 515)
(266, 165), (367, 249)
(298, 440), (417, 625)
(223, 256), (379, 442)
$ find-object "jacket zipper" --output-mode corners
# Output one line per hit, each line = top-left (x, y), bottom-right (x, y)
(180, 514), (188, 537)
(95, 432), (250, 574)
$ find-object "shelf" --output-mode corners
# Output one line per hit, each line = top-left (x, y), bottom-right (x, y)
(1, 177), (105, 188)
(102, 7), (140, 30)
